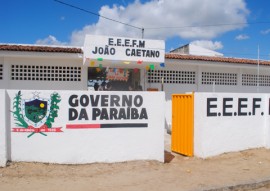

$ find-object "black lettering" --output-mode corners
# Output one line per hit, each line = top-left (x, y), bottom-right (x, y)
(98, 47), (104, 54)
(78, 108), (88, 120)
(150, 50), (155, 57)
(110, 108), (118, 119)
(92, 108), (101, 120)
(134, 95), (143, 107)
(131, 108), (139, 119)
(122, 95), (132, 107)
(92, 46), (98, 54)
(80, 95), (89, 107)
(101, 95), (109, 106)
(69, 95), (78, 107)
(125, 39), (130, 46)
(90, 95), (99, 106)
(117, 39), (121, 46)
(69, 108), (78, 120)
(110, 95), (120, 107)
(207, 98), (217, 117)
(108, 38), (113, 46)
(104, 46), (109, 55)
(132, 40), (137, 47)
(138, 40), (145, 48)
(110, 48), (115, 55)
(156, 51), (160, 58)
(137, 49), (141, 57)
(253, 98), (261, 115)
(131, 49), (136, 56)
(126, 48), (130, 56)
(223, 98), (233, 116)
(100, 108), (109, 120)
(146, 50), (150, 57)
(238, 98), (248, 116)
(141, 49), (146, 56)
(127, 107), (130, 119)
(140, 108), (148, 119)
(118, 108), (127, 119)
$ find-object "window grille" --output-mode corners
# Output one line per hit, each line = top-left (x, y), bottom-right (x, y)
(0, 64), (3, 80)
(11, 65), (81, 81)
(201, 72), (237, 85)
(147, 70), (196, 84)
(242, 74), (270, 86)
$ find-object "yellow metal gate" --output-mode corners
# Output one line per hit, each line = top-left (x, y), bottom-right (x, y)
(171, 93), (194, 156)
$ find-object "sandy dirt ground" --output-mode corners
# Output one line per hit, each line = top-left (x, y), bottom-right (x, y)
(1, 134), (270, 191)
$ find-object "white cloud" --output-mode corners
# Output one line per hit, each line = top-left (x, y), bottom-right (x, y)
(36, 0), (249, 46)
(69, 0), (249, 46)
(235, 34), (249, 40)
(261, 29), (270, 35)
(190, 40), (223, 50)
(35, 35), (67, 46)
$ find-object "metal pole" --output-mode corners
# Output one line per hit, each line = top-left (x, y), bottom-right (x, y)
(257, 45), (260, 93)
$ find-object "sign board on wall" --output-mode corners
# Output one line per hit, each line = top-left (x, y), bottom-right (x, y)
(8, 90), (165, 164)
(194, 93), (268, 158)
(83, 35), (165, 64)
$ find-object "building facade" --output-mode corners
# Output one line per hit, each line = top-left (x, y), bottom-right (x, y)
(2, 44), (270, 131)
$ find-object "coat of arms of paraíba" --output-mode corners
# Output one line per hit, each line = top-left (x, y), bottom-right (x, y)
(12, 91), (63, 138)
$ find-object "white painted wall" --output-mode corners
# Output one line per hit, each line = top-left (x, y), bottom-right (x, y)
(0, 90), (7, 166)
(1, 53), (87, 90)
(194, 93), (267, 158)
(8, 90), (165, 164)
(145, 59), (270, 132)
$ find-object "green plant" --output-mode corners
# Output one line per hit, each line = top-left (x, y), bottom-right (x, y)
(12, 91), (28, 128)
(45, 92), (61, 128)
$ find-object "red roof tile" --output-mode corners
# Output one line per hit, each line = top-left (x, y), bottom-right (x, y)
(165, 53), (270, 66)
(0, 44), (82, 53)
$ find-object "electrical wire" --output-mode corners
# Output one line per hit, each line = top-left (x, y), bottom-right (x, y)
(54, 0), (270, 59)
(144, 21), (270, 30)
(54, 0), (143, 30)
(54, 0), (270, 32)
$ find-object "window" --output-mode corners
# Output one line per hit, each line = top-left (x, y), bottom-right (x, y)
(0, 64), (3, 80)
(147, 70), (196, 84)
(202, 72), (237, 85)
(242, 74), (270, 86)
(11, 65), (81, 81)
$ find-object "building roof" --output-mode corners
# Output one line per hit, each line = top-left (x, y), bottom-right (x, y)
(165, 53), (270, 66)
(1, 44), (269, 66)
(0, 44), (82, 54)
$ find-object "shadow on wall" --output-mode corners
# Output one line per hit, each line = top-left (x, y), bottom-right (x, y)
(165, 96), (172, 134)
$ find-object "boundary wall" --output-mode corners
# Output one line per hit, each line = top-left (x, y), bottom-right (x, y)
(0, 89), (165, 166)
(194, 93), (270, 158)
(0, 90), (7, 166)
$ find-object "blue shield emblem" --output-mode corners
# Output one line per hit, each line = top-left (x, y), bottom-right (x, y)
(22, 98), (50, 127)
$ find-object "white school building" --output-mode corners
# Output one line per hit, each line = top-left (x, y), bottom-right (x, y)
(1, 42), (270, 131)
(1, 43), (270, 94)
(1, 35), (270, 165)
